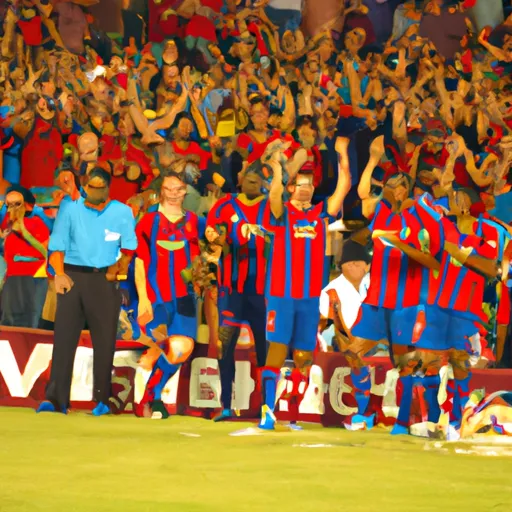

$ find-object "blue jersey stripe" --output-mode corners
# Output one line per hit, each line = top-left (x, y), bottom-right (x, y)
(419, 265), (430, 304)
(284, 213), (293, 298)
(394, 214), (409, 309)
(303, 238), (312, 299)
(149, 215), (163, 305)
(448, 266), (468, 310)
(435, 254), (451, 304)
(377, 208), (395, 307)
(169, 249), (176, 300)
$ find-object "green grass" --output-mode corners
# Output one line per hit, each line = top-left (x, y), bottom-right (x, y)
(1, 407), (512, 512)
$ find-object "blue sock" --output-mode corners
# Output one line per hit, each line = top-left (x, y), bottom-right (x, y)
(453, 375), (471, 423)
(351, 367), (371, 416)
(219, 358), (236, 411)
(153, 355), (180, 401)
(423, 375), (441, 423)
(396, 375), (414, 428)
(262, 368), (280, 411)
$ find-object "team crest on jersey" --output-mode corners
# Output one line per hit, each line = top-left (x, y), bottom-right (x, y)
(267, 311), (276, 332)
(293, 219), (318, 239)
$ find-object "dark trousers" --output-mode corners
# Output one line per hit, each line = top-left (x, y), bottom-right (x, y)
(219, 291), (267, 409)
(0, 275), (48, 328)
(46, 270), (122, 409)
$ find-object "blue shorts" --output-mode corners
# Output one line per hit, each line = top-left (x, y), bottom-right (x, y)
(445, 313), (478, 352)
(351, 304), (437, 348)
(352, 304), (392, 342)
(398, 306), (477, 351)
(352, 304), (478, 351)
(265, 296), (320, 352)
(146, 297), (197, 341)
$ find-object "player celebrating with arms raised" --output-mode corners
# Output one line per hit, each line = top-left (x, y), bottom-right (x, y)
(259, 137), (352, 430)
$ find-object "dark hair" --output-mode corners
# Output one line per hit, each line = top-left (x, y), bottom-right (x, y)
(269, 104), (284, 117)
(174, 111), (194, 124)
(249, 94), (268, 107)
(488, 25), (512, 48)
(296, 115), (318, 131)
(244, 160), (266, 180)
(6, 184), (36, 205)
(358, 45), (383, 61)
(341, 239), (372, 266)
(172, 112), (194, 131)
(161, 170), (185, 183)
(88, 167), (112, 187)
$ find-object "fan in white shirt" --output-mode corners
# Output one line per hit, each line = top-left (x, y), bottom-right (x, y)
(318, 239), (377, 430)
(318, 240), (371, 346)
(319, 273), (370, 334)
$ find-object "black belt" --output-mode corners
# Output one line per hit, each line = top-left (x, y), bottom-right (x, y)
(64, 264), (109, 274)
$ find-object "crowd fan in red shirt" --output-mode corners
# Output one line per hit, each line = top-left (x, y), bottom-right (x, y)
(0, 185), (49, 328)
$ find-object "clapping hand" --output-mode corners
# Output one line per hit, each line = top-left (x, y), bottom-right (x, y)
(241, 223), (265, 239)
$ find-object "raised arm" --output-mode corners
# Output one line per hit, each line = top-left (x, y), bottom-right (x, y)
(327, 136), (352, 217)
(269, 159), (285, 220)
(478, 29), (512, 63)
(358, 136), (385, 219)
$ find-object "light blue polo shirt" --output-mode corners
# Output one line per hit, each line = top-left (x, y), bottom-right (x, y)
(49, 197), (137, 268)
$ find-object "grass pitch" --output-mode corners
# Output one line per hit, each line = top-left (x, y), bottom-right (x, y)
(1, 408), (512, 512)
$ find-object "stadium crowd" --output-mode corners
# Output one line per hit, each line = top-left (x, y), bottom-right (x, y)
(0, 0), (512, 432)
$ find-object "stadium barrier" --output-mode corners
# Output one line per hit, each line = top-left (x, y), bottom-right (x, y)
(1, 327), (512, 426)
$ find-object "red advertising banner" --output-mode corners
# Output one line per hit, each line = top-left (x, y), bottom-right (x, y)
(1, 327), (512, 426)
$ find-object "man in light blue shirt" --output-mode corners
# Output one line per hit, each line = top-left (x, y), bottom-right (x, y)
(37, 168), (137, 417)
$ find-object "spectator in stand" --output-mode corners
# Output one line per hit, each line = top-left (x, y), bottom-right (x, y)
(0, 185), (50, 328)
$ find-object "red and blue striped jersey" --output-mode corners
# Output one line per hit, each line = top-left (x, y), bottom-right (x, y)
(474, 215), (512, 324)
(431, 218), (490, 322)
(413, 195), (498, 322)
(136, 209), (205, 304)
(206, 194), (269, 296)
(474, 215), (512, 262)
(264, 201), (334, 300)
(364, 199), (441, 309)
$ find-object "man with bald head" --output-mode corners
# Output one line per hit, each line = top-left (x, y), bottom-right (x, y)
(37, 168), (137, 416)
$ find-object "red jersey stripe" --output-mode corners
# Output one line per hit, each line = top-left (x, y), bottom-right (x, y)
(136, 210), (203, 303)
(206, 194), (269, 295)
(264, 201), (333, 300)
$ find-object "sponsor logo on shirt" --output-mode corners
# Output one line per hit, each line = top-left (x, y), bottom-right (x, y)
(293, 219), (318, 239)
(266, 310), (276, 332)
